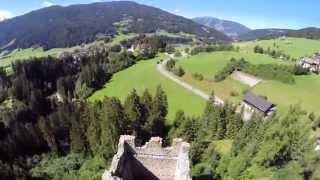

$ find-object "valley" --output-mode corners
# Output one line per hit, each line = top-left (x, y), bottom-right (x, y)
(0, 1), (320, 180)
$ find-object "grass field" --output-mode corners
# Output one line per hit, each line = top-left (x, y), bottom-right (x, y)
(0, 48), (70, 67)
(236, 37), (320, 59)
(176, 51), (286, 102)
(111, 33), (136, 45)
(0, 33), (135, 69)
(177, 51), (288, 79)
(176, 50), (320, 116)
(88, 55), (207, 121)
(253, 75), (320, 115)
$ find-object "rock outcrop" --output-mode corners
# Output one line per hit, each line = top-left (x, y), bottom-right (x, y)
(102, 135), (191, 180)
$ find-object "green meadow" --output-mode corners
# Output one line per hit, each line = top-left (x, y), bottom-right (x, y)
(0, 33), (135, 69)
(176, 51), (285, 102)
(236, 37), (320, 59)
(253, 75), (320, 115)
(176, 47), (320, 116)
(89, 55), (207, 121)
(0, 48), (69, 67)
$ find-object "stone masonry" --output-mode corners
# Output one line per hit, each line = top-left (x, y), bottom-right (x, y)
(102, 135), (191, 180)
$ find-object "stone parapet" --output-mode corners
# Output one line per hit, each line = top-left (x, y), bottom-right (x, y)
(103, 135), (191, 180)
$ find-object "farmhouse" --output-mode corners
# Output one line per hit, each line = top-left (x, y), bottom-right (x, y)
(299, 55), (320, 73)
(103, 135), (191, 180)
(242, 92), (276, 117)
(316, 138), (320, 152)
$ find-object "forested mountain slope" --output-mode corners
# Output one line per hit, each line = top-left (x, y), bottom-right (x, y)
(0, 1), (230, 50)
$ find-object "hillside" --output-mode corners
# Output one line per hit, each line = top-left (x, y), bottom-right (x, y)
(193, 17), (251, 38)
(239, 27), (320, 41)
(238, 28), (290, 41)
(287, 27), (320, 39)
(89, 55), (206, 120)
(236, 37), (320, 59)
(0, 1), (230, 50)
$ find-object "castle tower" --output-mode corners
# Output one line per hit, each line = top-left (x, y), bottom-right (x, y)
(102, 135), (191, 180)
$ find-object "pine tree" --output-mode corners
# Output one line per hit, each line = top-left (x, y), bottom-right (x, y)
(70, 117), (86, 153)
(83, 103), (101, 154)
(216, 105), (227, 140)
(141, 89), (153, 118)
(38, 116), (58, 154)
(100, 97), (127, 159)
(124, 89), (144, 138)
(144, 86), (168, 137)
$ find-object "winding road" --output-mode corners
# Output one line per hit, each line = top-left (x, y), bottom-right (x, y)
(156, 56), (224, 105)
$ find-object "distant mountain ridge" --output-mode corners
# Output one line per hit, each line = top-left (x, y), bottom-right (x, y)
(238, 28), (290, 41)
(0, 1), (230, 50)
(238, 27), (320, 41)
(193, 17), (251, 38)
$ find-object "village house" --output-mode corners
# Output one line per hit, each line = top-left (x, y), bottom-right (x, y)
(316, 138), (320, 152)
(242, 92), (276, 117)
(299, 54), (320, 73)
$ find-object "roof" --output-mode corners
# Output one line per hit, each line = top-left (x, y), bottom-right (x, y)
(243, 92), (274, 113)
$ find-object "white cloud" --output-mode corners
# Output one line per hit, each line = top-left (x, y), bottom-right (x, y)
(174, 9), (181, 13)
(0, 10), (13, 21)
(42, 0), (55, 7)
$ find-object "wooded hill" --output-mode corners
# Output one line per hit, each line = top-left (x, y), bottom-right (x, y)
(239, 27), (320, 41)
(0, 1), (230, 50)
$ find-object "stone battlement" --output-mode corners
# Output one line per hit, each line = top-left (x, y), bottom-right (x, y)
(102, 135), (191, 180)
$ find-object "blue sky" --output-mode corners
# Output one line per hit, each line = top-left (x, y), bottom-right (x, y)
(0, 0), (319, 29)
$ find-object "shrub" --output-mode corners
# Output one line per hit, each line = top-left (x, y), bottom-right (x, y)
(109, 44), (122, 52)
(174, 51), (182, 57)
(293, 65), (309, 75)
(173, 66), (185, 77)
(215, 58), (296, 84)
(230, 91), (239, 97)
(165, 59), (176, 71)
(165, 46), (175, 53)
(192, 73), (204, 81)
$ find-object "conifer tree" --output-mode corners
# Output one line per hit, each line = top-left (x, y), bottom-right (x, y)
(152, 85), (168, 118)
(70, 117), (86, 153)
(141, 89), (153, 118)
(38, 116), (58, 154)
(100, 97), (126, 159)
(144, 86), (168, 137)
(124, 89), (144, 140)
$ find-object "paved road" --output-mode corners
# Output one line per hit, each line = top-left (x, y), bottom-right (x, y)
(156, 58), (224, 105)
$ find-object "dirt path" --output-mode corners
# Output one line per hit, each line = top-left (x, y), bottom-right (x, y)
(157, 57), (224, 105)
(231, 71), (262, 87)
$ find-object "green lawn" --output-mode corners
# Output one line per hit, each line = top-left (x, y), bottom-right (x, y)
(176, 51), (320, 116)
(0, 33), (134, 69)
(0, 47), (71, 68)
(176, 51), (286, 102)
(177, 51), (288, 80)
(88, 55), (206, 121)
(235, 37), (320, 59)
(253, 75), (320, 116)
(111, 33), (136, 45)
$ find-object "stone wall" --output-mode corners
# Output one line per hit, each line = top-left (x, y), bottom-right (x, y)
(102, 135), (191, 180)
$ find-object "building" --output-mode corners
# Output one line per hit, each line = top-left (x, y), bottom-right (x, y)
(103, 135), (191, 180)
(316, 138), (320, 152)
(242, 92), (276, 117)
(299, 55), (320, 73)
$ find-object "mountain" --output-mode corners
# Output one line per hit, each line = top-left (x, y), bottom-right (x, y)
(238, 28), (290, 41)
(193, 17), (251, 38)
(0, 17), (7, 22)
(287, 27), (320, 39)
(0, 1), (230, 50)
(238, 27), (320, 41)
